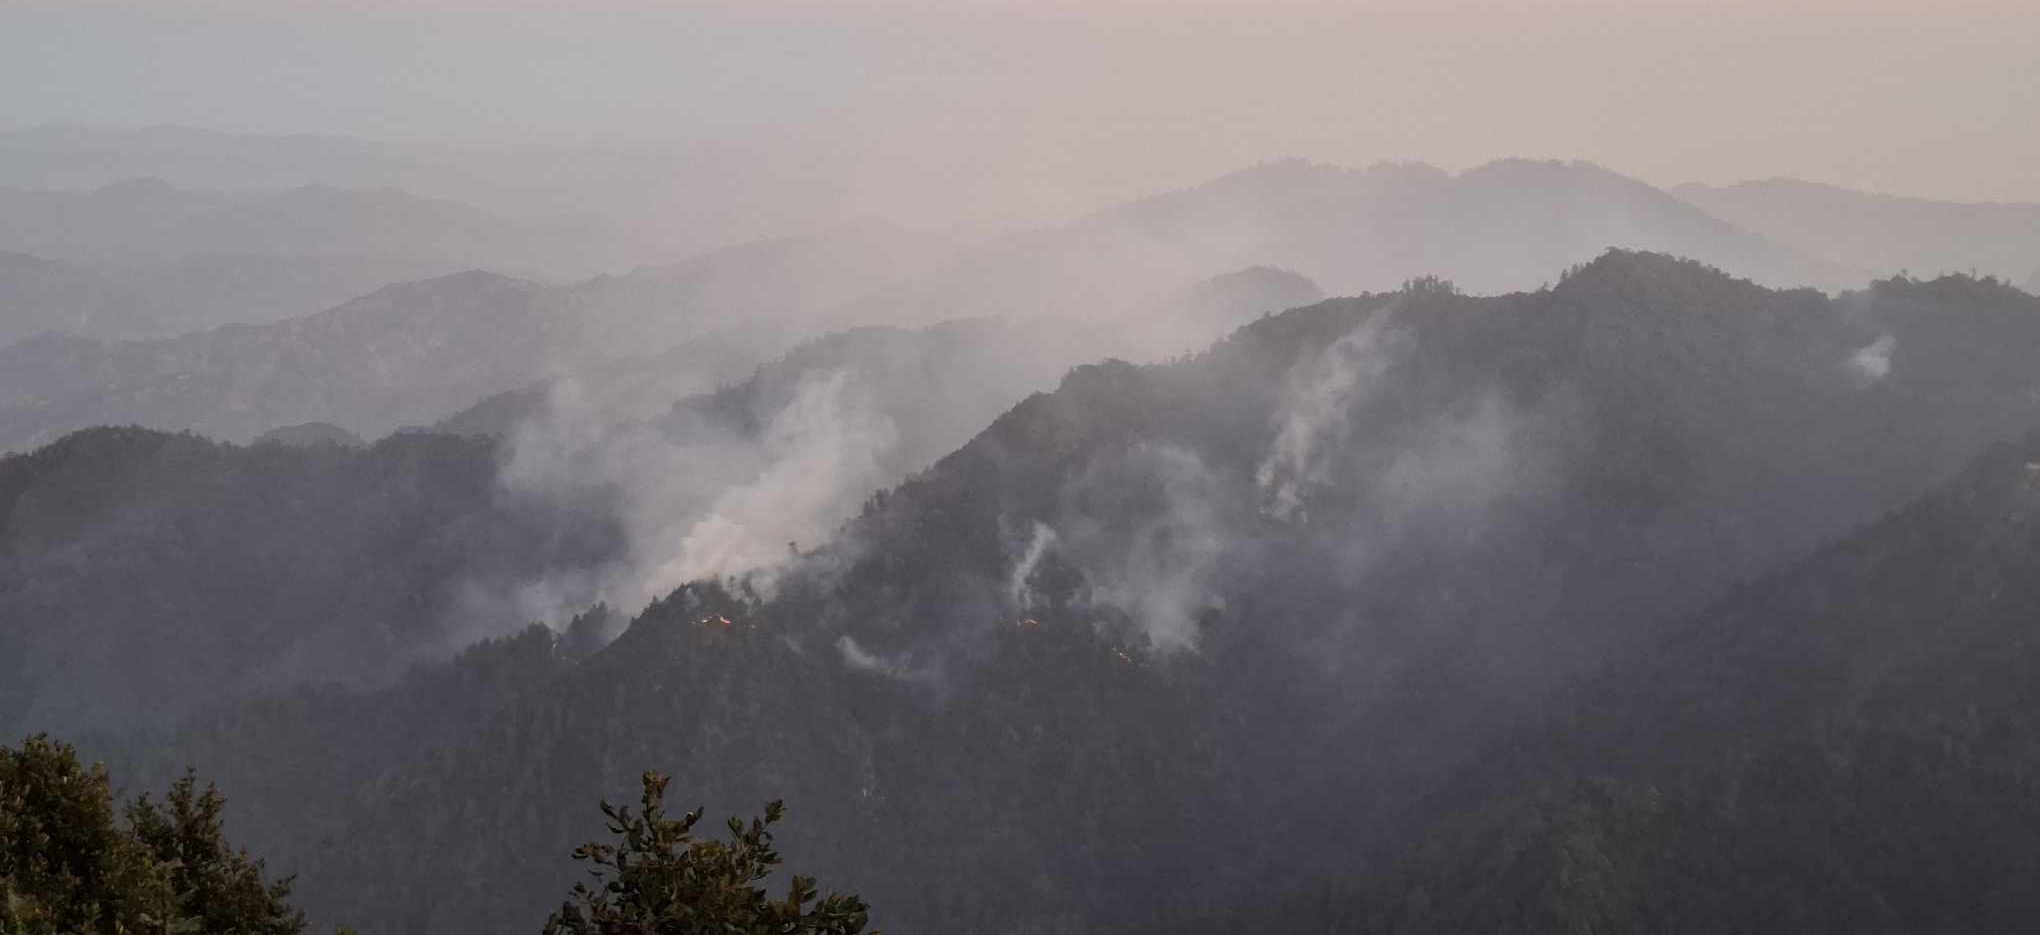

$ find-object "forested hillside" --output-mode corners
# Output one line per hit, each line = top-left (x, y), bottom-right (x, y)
(0, 159), (1865, 455)
(1275, 427), (2040, 933)
(78, 252), (2040, 932)
(4, 263), (1325, 749)
(0, 428), (620, 734)
(13, 5), (2034, 933)
(0, 223), (940, 452)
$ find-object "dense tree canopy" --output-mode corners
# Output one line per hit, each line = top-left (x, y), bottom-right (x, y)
(20, 253), (2040, 933)
(0, 735), (303, 934)
(544, 773), (872, 935)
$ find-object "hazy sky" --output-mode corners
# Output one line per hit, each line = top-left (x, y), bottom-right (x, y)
(5, 0), (2037, 223)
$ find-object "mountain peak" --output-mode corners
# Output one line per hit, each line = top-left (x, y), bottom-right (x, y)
(252, 422), (366, 449)
(1554, 248), (1758, 292)
(1864, 269), (2038, 306)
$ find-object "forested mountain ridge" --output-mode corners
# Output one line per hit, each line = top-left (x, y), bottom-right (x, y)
(433, 267), (1328, 619)
(839, 159), (1859, 331)
(0, 222), (943, 453)
(78, 251), (2040, 933)
(0, 426), (622, 735)
(1284, 427), (2040, 934)
(0, 249), (455, 344)
(0, 159), (1866, 455)
(0, 271), (557, 452)
(11, 8), (2036, 931)
(3, 266), (1325, 743)
(432, 266), (1321, 442)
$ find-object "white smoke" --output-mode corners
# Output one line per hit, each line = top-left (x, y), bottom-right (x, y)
(641, 369), (899, 602)
(1256, 301), (1404, 521)
(486, 365), (902, 621)
(1846, 334), (1896, 384)
(1007, 521), (1059, 609)
(1073, 444), (1230, 652)
(836, 634), (912, 678)
(1378, 391), (1532, 527)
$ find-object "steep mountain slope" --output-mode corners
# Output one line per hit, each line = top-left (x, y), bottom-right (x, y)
(0, 264), (1327, 746)
(0, 250), (454, 343)
(0, 223), (947, 452)
(92, 252), (2040, 933)
(1676, 178), (2040, 283)
(0, 427), (621, 736)
(1310, 428), (2040, 934)
(432, 266), (1320, 442)
(445, 267), (1325, 617)
(840, 159), (1856, 331)
(425, 327), (790, 440)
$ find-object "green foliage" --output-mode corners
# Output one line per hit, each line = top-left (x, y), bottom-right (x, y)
(1399, 274), (1459, 296)
(543, 772), (873, 935)
(0, 735), (303, 935)
(127, 773), (304, 935)
(0, 735), (171, 934)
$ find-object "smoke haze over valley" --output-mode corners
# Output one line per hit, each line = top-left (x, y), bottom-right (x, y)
(2, 2), (2039, 933)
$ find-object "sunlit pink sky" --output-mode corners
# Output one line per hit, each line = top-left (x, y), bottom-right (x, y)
(6, 0), (2036, 224)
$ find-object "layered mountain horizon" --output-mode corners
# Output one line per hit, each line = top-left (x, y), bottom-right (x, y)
(10, 151), (2035, 458)
(8, 2), (2039, 928)
(9, 246), (2040, 931)
(6, 100), (2040, 935)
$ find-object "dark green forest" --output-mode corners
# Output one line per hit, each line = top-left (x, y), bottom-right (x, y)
(0, 427), (621, 735)
(2, 736), (871, 935)
(8, 252), (2040, 932)
(1, 735), (302, 934)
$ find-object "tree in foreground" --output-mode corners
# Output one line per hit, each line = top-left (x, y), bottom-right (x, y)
(544, 771), (874, 935)
(0, 734), (304, 934)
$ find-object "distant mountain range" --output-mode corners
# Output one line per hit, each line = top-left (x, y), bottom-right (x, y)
(48, 252), (2040, 933)
(0, 158), (1883, 453)
(0, 249), (453, 343)
(8, 123), (2031, 300)
(0, 172), (707, 345)
(0, 223), (948, 452)
(0, 176), (641, 279)
(13, 126), (2040, 935)
(0, 123), (860, 258)
(1676, 177), (2040, 284)
(837, 159), (1862, 331)
(7, 154), (2035, 461)
(0, 264), (1328, 737)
